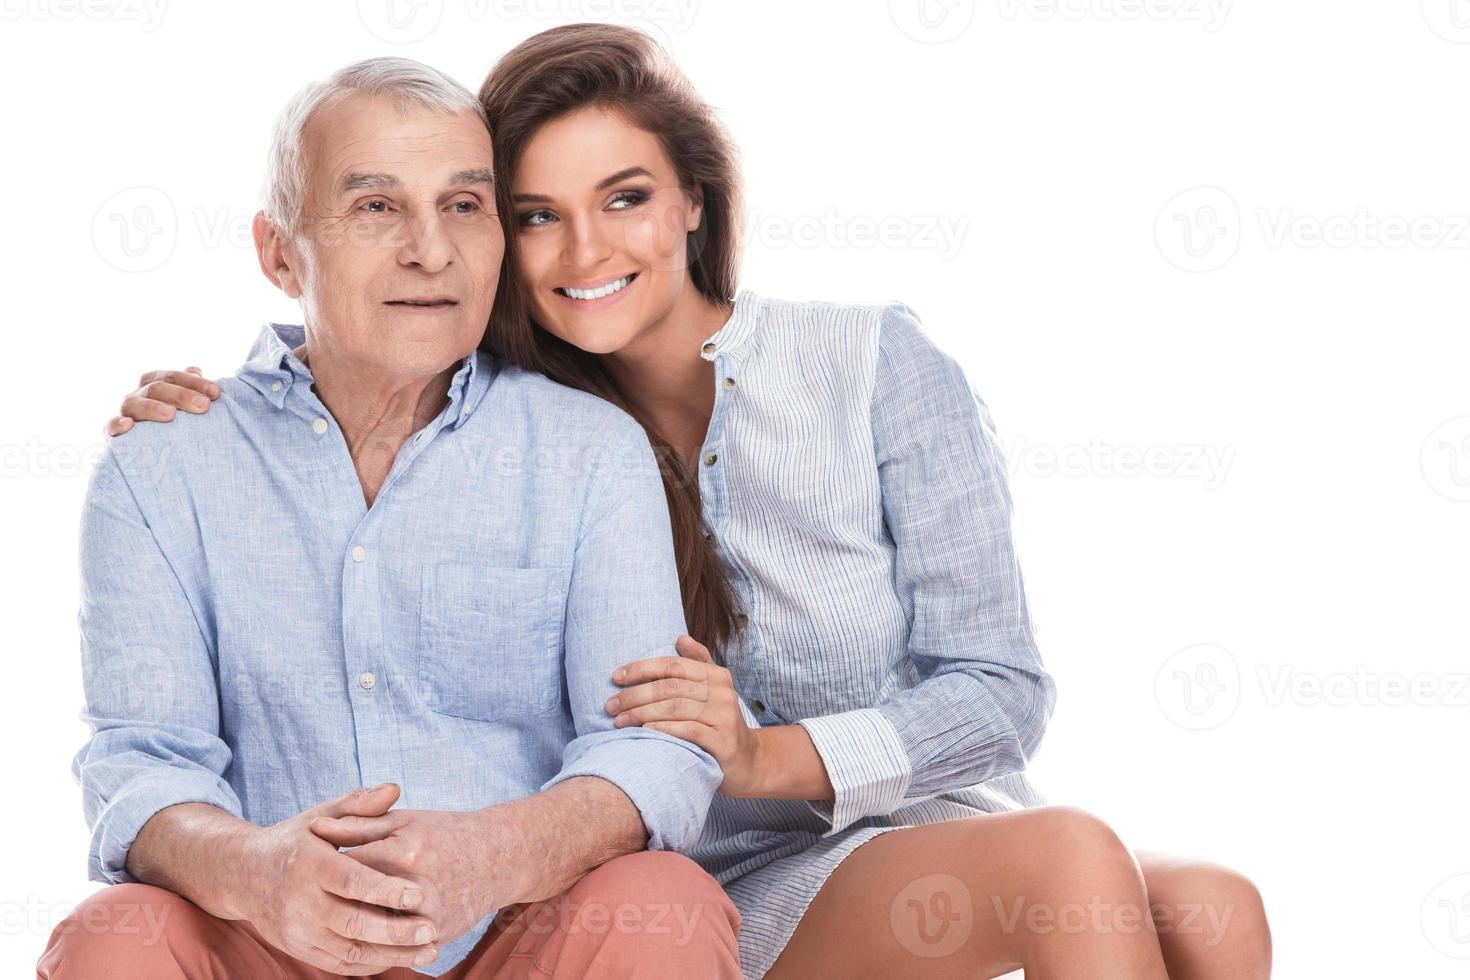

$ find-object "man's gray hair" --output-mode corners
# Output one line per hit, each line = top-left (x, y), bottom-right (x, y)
(263, 57), (488, 236)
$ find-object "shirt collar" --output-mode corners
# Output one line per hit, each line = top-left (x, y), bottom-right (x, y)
(238, 322), (493, 429)
(698, 288), (762, 361)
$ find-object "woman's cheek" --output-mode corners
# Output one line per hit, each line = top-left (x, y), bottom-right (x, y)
(625, 209), (688, 273)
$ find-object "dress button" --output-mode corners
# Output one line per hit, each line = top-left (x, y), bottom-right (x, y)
(702, 342), (717, 355)
(351, 545), (366, 563)
(703, 452), (718, 466)
(749, 699), (765, 713)
(359, 671), (376, 690)
(312, 417), (328, 435)
(270, 380), (283, 393)
(723, 377), (736, 390)
(704, 532), (715, 546)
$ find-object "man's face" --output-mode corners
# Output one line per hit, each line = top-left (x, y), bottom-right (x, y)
(268, 93), (503, 379)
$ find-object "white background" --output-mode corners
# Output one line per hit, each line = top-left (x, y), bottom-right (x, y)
(3, 1), (1468, 976)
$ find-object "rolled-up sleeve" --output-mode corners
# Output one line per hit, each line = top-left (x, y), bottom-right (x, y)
(798, 302), (1057, 835)
(540, 420), (722, 852)
(75, 449), (242, 883)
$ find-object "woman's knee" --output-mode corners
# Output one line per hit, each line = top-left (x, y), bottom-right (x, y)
(1141, 855), (1272, 978)
(1014, 806), (1149, 899)
(37, 883), (202, 978)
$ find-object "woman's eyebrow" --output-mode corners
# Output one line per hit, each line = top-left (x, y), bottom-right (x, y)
(594, 166), (653, 190)
(512, 166), (655, 204)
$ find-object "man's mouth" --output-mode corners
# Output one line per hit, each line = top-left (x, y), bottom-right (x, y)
(554, 273), (638, 301)
(385, 297), (458, 308)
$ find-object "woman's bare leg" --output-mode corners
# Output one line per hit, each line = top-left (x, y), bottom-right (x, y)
(765, 806), (1171, 980)
(1136, 851), (1272, 980)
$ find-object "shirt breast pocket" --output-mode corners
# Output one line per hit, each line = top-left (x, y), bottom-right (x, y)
(417, 562), (567, 723)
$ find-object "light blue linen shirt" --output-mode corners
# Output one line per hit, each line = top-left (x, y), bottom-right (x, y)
(73, 323), (722, 974)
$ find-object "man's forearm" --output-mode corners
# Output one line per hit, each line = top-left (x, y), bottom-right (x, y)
(126, 803), (261, 920)
(487, 776), (649, 903)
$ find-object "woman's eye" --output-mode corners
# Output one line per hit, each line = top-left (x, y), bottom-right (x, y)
(518, 209), (555, 227)
(607, 190), (649, 210)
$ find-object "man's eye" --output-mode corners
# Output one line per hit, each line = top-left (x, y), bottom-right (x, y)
(451, 200), (480, 214)
(518, 210), (555, 227)
(360, 199), (389, 213)
(608, 190), (649, 210)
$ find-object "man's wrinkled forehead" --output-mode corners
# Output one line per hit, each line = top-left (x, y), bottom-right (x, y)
(302, 93), (493, 201)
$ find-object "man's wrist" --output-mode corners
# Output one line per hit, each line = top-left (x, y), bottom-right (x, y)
(127, 804), (263, 922)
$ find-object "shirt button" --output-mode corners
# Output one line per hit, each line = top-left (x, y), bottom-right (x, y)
(359, 671), (376, 690)
(312, 417), (328, 435)
(703, 452), (718, 466)
(736, 614), (749, 629)
(723, 377), (736, 390)
(270, 380), (283, 393)
(351, 545), (367, 563)
(702, 342), (717, 355)
(749, 699), (765, 713)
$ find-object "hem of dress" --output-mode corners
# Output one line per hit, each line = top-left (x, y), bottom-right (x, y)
(744, 825), (903, 980)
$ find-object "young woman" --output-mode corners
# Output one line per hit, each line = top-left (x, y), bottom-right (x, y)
(104, 25), (1271, 980)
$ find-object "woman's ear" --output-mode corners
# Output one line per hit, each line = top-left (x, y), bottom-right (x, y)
(253, 211), (303, 300)
(686, 181), (705, 233)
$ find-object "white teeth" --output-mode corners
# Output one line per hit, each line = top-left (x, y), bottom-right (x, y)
(562, 275), (632, 301)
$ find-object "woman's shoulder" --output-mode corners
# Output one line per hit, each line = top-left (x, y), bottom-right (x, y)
(739, 290), (929, 363)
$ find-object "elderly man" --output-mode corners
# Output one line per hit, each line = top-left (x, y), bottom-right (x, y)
(37, 58), (740, 978)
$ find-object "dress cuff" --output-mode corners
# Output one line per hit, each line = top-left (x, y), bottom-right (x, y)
(798, 708), (912, 837)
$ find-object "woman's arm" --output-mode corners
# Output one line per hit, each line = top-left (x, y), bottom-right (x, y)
(105, 367), (220, 436)
(791, 301), (1057, 834)
(608, 303), (1055, 829)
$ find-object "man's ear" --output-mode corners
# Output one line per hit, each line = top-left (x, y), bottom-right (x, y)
(253, 212), (302, 300)
(686, 181), (705, 233)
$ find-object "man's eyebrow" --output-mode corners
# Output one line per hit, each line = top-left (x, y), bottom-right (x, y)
(339, 172), (400, 194)
(449, 167), (495, 188)
(511, 166), (655, 204)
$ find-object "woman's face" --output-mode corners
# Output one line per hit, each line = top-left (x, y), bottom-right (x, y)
(510, 105), (703, 355)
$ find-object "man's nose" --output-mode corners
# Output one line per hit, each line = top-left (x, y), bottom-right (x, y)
(398, 211), (453, 273)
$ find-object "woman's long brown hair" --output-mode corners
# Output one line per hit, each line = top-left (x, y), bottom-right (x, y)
(478, 24), (744, 656)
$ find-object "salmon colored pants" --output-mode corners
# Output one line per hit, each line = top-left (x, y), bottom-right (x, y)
(36, 851), (741, 979)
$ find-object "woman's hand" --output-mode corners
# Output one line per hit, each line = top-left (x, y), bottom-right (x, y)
(105, 366), (220, 437)
(608, 635), (765, 796)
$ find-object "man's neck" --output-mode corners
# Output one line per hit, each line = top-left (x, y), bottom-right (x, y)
(294, 342), (459, 508)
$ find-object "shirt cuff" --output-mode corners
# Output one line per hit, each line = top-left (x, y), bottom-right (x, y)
(798, 708), (913, 836)
(540, 729), (721, 853)
(88, 767), (243, 884)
